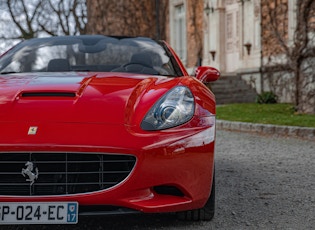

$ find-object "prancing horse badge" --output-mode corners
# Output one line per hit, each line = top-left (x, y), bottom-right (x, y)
(28, 126), (38, 135)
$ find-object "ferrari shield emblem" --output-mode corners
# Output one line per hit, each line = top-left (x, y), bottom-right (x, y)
(28, 126), (38, 135)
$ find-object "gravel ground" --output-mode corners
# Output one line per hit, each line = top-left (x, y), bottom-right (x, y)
(2, 130), (315, 230)
(214, 130), (315, 230)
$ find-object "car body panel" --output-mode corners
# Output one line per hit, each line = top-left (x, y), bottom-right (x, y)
(0, 35), (218, 219)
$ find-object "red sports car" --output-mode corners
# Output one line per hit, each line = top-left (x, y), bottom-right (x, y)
(0, 35), (219, 225)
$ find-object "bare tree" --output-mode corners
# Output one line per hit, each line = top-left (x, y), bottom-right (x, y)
(261, 0), (315, 114)
(0, 0), (87, 40)
(0, 0), (42, 39)
(38, 0), (87, 36)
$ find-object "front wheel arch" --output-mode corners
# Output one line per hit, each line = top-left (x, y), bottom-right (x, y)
(176, 169), (215, 221)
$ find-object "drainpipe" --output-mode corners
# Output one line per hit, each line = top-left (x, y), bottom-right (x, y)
(241, 0), (245, 59)
(260, 0), (264, 94)
(155, 0), (160, 40)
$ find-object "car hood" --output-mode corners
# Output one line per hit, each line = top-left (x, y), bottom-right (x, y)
(0, 72), (180, 125)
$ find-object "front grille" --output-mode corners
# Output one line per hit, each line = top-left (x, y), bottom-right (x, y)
(0, 152), (136, 196)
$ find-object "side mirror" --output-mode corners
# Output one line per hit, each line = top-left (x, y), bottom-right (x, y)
(195, 66), (220, 83)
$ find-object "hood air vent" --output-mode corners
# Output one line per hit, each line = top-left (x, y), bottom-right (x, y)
(21, 92), (77, 97)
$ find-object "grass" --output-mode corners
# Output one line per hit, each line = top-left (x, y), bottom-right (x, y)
(216, 103), (315, 128)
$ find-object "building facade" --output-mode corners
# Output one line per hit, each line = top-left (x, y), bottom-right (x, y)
(205, 0), (261, 71)
(168, 1), (314, 109)
(85, 0), (313, 111)
(168, 0), (204, 74)
(202, 0), (263, 92)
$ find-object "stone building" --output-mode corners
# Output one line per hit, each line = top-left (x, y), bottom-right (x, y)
(168, 0), (204, 73)
(86, 0), (314, 111)
(201, 0), (263, 103)
(86, 0), (160, 38)
(196, 0), (313, 109)
(168, 0), (261, 103)
(169, 0), (260, 72)
(86, 0), (204, 75)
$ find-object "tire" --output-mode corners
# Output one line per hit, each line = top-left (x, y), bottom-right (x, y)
(177, 171), (215, 221)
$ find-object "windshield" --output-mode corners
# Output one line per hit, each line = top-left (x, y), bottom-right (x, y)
(0, 35), (177, 76)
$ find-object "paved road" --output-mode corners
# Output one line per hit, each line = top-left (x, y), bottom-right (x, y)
(3, 130), (315, 230)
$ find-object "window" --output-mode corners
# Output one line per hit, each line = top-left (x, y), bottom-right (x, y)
(225, 3), (239, 53)
(173, 4), (187, 64)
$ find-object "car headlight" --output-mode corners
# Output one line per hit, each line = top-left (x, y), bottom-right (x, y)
(141, 86), (195, 130)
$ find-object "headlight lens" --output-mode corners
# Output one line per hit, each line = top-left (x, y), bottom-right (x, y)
(141, 86), (195, 130)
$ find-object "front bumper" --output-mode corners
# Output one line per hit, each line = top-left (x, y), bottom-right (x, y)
(0, 117), (215, 214)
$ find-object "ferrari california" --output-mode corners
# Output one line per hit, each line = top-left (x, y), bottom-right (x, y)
(0, 35), (219, 225)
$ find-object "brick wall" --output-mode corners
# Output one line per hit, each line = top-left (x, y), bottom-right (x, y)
(86, 0), (168, 40)
(261, 0), (289, 57)
(185, 0), (204, 68)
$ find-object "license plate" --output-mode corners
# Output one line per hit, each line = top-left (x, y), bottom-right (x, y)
(0, 202), (78, 224)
